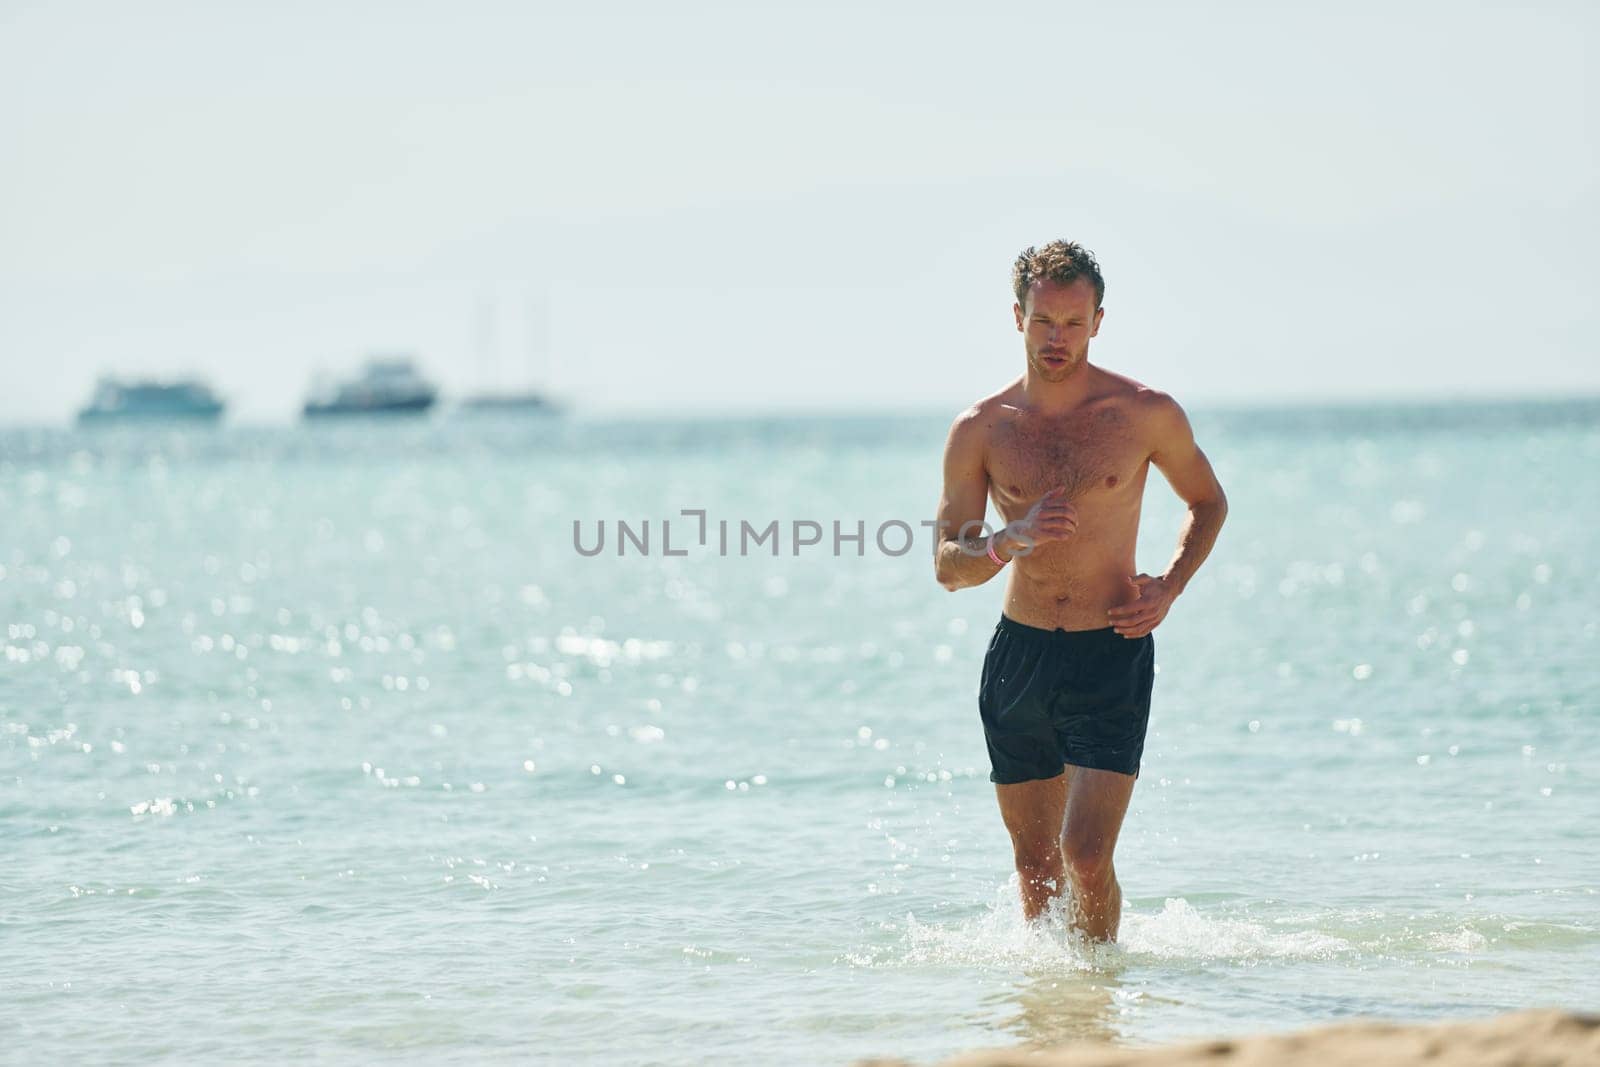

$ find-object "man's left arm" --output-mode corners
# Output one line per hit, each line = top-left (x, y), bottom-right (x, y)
(1107, 393), (1228, 639)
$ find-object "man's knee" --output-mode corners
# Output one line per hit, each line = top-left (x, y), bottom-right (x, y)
(1012, 841), (1063, 886)
(1061, 832), (1114, 885)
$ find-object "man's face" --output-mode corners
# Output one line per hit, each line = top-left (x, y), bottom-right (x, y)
(1014, 277), (1103, 383)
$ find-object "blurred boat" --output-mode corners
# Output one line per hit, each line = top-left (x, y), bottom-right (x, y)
(457, 288), (568, 416)
(77, 376), (225, 422)
(303, 356), (438, 417)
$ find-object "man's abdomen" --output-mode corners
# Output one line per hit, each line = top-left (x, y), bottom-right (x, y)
(1002, 543), (1140, 632)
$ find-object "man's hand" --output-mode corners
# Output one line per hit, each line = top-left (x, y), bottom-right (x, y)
(1106, 573), (1177, 638)
(1001, 486), (1077, 557)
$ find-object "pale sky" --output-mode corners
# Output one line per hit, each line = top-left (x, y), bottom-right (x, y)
(1, 1), (1594, 423)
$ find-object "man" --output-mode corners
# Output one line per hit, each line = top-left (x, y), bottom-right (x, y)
(934, 240), (1227, 941)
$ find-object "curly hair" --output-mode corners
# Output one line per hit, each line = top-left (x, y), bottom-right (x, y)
(1012, 240), (1105, 309)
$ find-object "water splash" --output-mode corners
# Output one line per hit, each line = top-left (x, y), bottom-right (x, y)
(1120, 898), (1353, 961)
(852, 884), (1353, 971)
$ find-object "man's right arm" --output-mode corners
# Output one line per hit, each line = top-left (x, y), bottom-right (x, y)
(934, 408), (1012, 591)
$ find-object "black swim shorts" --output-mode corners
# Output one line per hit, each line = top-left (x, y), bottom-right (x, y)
(977, 614), (1155, 784)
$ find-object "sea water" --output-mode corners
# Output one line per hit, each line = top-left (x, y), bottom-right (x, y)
(2, 400), (1596, 1064)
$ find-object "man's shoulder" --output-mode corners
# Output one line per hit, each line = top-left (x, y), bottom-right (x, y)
(948, 380), (1023, 437)
(1086, 365), (1161, 403)
(1099, 376), (1197, 458)
(1094, 367), (1185, 421)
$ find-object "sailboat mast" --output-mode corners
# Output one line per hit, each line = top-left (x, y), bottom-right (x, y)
(525, 288), (550, 389)
(476, 288), (498, 390)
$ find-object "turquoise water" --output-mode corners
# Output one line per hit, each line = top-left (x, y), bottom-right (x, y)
(3, 401), (1597, 1064)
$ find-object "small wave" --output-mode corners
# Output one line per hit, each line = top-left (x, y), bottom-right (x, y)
(1120, 898), (1353, 960)
(1421, 927), (1490, 953)
(1356, 915), (1600, 955)
(850, 883), (1353, 971)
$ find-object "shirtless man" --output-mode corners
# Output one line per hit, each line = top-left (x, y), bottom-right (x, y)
(934, 240), (1228, 941)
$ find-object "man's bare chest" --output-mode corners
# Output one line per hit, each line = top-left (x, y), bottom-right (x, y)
(986, 406), (1148, 508)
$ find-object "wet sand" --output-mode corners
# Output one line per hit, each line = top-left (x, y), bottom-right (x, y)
(860, 1009), (1599, 1066)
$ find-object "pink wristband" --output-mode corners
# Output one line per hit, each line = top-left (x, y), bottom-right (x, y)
(986, 536), (1008, 566)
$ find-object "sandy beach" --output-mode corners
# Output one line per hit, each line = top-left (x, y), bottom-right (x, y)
(861, 1009), (1600, 1066)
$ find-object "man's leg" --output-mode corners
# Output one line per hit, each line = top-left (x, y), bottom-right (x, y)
(994, 767), (1074, 920)
(1060, 766), (1137, 941)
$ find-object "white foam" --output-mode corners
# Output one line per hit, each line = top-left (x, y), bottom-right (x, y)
(1120, 898), (1353, 960)
(854, 883), (1353, 971)
(1421, 927), (1489, 953)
